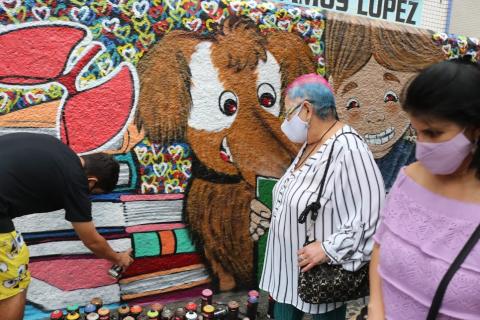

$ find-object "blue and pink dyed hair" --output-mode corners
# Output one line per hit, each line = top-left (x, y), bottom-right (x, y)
(285, 73), (337, 119)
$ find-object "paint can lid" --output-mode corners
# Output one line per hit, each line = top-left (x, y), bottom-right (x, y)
(118, 305), (130, 314)
(86, 313), (100, 320)
(84, 304), (97, 314)
(50, 310), (63, 319)
(201, 289), (213, 297)
(90, 297), (103, 307)
(130, 305), (142, 314)
(97, 308), (110, 316)
(203, 305), (215, 314)
(186, 311), (198, 320)
(161, 308), (173, 317)
(227, 301), (239, 310)
(248, 290), (259, 298)
(175, 307), (186, 316)
(66, 305), (79, 312)
(186, 302), (197, 311)
(66, 313), (80, 320)
(147, 309), (159, 318)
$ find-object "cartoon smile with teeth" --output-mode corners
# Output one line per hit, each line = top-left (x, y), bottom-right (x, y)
(136, 16), (316, 290)
(325, 13), (445, 189)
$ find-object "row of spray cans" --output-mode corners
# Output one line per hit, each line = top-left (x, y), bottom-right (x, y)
(49, 289), (276, 320)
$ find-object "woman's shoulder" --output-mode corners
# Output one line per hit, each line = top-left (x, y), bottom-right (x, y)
(332, 125), (371, 154)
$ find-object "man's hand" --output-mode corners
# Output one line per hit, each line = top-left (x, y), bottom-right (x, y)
(249, 199), (271, 241)
(115, 249), (134, 271)
(297, 241), (329, 272)
(72, 221), (132, 266)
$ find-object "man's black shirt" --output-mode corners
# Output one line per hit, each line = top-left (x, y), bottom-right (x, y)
(0, 133), (92, 232)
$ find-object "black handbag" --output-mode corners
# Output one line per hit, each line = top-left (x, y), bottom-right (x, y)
(297, 132), (370, 304)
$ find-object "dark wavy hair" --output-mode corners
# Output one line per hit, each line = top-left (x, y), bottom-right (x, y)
(402, 57), (480, 178)
(82, 153), (120, 192)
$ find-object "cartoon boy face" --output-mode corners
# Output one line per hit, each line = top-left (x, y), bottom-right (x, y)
(334, 57), (414, 158)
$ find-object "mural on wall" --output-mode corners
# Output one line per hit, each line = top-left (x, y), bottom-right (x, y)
(0, 21), (138, 154)
(1, 0), (480, 318)
(135, 13), (321, 290)
(324, 12), (445, 190)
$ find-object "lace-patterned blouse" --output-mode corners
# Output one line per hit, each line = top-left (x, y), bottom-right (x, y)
(374, 168), (480, 320)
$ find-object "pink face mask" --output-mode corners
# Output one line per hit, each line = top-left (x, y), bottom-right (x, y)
(415, 131), (473, 175)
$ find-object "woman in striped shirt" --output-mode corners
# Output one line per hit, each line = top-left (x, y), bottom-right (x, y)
(259, 74), (385, 319)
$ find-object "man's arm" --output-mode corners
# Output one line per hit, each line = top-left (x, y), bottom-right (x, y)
(72, 221), (133, 269)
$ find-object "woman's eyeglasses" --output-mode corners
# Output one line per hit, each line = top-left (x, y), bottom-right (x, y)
(280, 100), (315, 121)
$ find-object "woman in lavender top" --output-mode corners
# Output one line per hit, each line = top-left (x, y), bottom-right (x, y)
(369, 59), (480, 319)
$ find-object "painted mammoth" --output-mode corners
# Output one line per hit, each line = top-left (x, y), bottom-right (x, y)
(136, 16), (316, 290)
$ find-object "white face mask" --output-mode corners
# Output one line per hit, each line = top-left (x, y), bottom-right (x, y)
(281, 111), (309, 143)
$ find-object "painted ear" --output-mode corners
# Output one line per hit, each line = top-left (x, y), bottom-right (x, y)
(265, 31), (317, 99)
(136, 31), (197, 144)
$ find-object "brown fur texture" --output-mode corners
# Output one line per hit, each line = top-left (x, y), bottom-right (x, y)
(136, 16), (316, 290)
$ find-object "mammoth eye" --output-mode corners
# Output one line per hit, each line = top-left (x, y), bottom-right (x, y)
(384, 90), (399, 103)
(257, 83), (276, 109)
(219, 91), (238, 116)
(346, 98), (360, 110)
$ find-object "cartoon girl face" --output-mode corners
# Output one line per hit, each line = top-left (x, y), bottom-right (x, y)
(335, 57), (414, 158)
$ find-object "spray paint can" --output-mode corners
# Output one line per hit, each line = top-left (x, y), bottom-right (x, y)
(130, 305), (143, 319)
(108, 263), (124, 279)
(202, 305), (215, 319)
(186, 302), (197, 313)
(84, 304), (97, 315)
(246, 296), (258, 320)
(66, 305), (80, 314)
(118, 305), (130, 319)
(160, 308), (173, 320)
(91, 298), (104, 311)
(147, 309), (159, 320)
(226, 301), (239, 320)
(201, 289), (213, 310)
(247, 291), (259, 299)
(213, 305), (227, 319)
(50, 310), (64, 320)
(98, 308), (110, 320)
(86, 313), (100, 320)
(174, 307), (185, 319)
(185, 311), (198, 320)
(66, 313), (80, 320)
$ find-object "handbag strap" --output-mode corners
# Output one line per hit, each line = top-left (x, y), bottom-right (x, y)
(298, 131), (362, 243)
(426, 224), (480, 320)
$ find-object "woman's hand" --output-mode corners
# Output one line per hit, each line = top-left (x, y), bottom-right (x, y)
(249, 198), (271, 241)
(297, 241), (329, 272)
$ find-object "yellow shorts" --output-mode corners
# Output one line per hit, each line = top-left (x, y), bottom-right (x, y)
(0, 231), (30, 300)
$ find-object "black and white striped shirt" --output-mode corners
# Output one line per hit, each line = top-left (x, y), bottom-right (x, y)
(259, 125), (385, 314)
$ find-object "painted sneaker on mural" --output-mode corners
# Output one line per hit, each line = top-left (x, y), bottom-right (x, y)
(0, 21), (138, 154)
